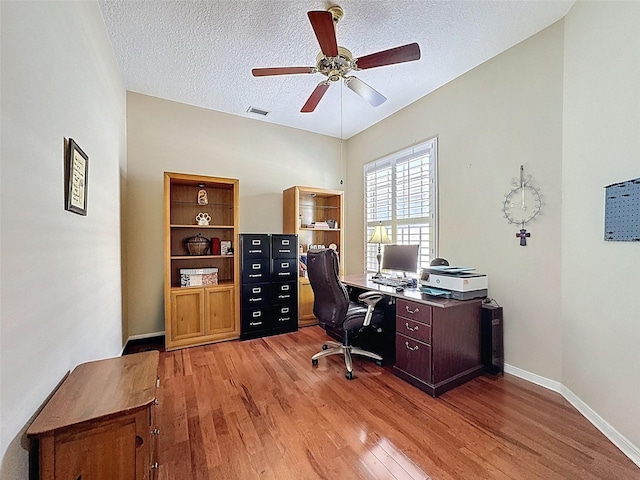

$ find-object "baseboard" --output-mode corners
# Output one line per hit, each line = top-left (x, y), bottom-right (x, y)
(504, 363), (562, 393)
(505, 363), (640, 469)
(121, 331), (165, 355)
(561, 385), (640, 469)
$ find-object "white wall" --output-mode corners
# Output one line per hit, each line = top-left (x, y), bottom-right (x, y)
(125, 93), (343, 336)
(0, 2), (126, 477)
(562, 0), (640, 451)
(345, 22), (565, 381)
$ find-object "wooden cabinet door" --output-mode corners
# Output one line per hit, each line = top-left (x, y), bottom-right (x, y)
(170, 289), (205, 345)
(52, 410), (149, 480)
(298, 278), (317, 326)
(205, 285), (237, 338)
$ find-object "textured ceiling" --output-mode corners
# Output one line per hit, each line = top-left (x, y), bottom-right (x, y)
(99, 1), (574, 139)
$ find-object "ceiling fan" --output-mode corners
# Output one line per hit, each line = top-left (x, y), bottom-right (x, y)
(251, 5), (421, 113)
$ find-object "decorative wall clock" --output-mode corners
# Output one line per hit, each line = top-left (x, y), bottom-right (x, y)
(502, 165), (543, 246)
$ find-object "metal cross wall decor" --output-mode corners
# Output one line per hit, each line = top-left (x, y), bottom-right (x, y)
(516, 228), (531, 246)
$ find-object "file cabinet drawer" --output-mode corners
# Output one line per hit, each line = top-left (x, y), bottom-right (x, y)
(241, 283), (270, 308)
(241, 308), (271, 332)
(241, 259), (270, 283)
(271, 259), (297, 281)
(395, 333), (431, 383)
(272, 304), (297, 326)
(272, 235), (297, 258)
(272, 282), (296, 304)
(241, 235), (270, 259)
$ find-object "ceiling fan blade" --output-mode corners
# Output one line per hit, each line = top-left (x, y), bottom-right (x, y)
(344, 77), (386, 107)
(301, 82), (330, 113)
(308, 11), (338, 57)
(252, 67), (314, 77)
(355, 43), (421, 70)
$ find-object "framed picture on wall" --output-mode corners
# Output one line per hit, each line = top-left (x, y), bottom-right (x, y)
(65, 138), (88, 216)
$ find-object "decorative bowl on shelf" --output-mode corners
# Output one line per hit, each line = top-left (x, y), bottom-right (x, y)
(184, 233), (210, 255)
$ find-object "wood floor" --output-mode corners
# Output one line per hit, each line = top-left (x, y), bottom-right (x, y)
(156, 326), (639, 479)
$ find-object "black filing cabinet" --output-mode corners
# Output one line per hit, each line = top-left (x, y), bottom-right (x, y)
(240, 234), (298, 340)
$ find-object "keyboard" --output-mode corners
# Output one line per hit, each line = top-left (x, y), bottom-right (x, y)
(371, 277), (407, 287)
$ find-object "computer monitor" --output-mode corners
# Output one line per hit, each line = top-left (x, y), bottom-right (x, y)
(381, 244), (419, 275)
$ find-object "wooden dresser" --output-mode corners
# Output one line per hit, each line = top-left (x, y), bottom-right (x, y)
(27, 351), (160, 480)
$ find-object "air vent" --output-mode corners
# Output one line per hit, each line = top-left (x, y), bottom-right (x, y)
(247, 106), (270, 116)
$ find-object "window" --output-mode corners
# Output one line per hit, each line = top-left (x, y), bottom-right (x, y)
(364, 138), (437, 274)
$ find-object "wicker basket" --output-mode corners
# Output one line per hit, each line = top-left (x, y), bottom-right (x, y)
(184, 234), (210, 255)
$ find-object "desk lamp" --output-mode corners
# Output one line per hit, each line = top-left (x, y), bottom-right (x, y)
(368, 222), (391, 278)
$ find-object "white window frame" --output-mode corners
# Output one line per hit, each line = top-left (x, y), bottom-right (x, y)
(363, 138), (438, 275)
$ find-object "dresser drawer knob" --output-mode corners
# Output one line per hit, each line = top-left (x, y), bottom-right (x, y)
(405, 322), (419, 332)
(152, 428), (160, 436)
(405, 305), (419, 315)
(151, 462), (159, 470)
(405, 341), (419, 352)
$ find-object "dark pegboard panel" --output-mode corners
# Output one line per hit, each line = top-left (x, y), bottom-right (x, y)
(604, 177), (640, 241)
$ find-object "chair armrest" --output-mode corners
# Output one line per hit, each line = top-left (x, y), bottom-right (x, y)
(358, 291), (385, 307)
(357, 291), (385, 326)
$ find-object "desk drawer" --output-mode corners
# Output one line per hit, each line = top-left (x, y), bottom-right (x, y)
(395, 333), (431, 383)
(397, 299), (431, 325)
(396, 316), (431, 345)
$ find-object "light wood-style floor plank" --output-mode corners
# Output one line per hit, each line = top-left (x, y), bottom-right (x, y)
(156, 326), (639, 479)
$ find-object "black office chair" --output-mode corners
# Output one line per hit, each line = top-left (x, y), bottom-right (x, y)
(307, 249), (385, 379)
(430, 257), (449, 266)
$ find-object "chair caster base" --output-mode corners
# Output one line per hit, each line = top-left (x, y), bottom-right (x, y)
(345, 371), (353, 380)
(312, 359), (318, 366)
(322, 344), (329, 351)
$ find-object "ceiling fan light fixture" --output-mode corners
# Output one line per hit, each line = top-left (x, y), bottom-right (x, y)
(327, 5), (344, 23)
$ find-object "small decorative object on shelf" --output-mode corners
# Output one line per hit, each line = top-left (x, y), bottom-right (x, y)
(196, 212), (211, 225)
(502, 165), (544, 246)
(221, 240), (232, 255)
(197, 184), (208, 205)
(184, 233), (211, 255)
(211, 237), (221, 255)
(309, 221), (329, 229)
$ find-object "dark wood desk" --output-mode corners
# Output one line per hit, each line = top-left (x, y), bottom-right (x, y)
(342, 274), (484, 396)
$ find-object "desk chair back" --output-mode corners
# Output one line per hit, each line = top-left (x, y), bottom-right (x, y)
(306, 249), (349, 330)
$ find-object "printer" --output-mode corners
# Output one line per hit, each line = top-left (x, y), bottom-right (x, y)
(419, 266), (488, 300)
